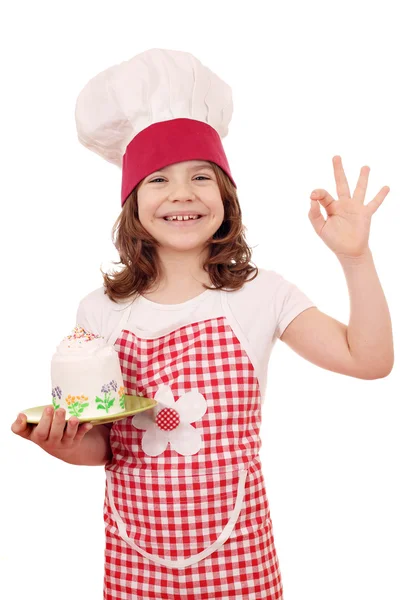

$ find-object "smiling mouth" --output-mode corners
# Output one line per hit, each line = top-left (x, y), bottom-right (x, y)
(161, 215), (205, 224)
(163, 214), (202, 220)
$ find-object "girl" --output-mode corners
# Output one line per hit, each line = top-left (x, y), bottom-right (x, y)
(11, 49), (394, 599)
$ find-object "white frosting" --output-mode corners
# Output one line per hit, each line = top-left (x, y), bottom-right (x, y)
(56, 336), (108, 356)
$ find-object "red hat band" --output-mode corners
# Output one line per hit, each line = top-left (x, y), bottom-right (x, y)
(121, 118), (236, 206)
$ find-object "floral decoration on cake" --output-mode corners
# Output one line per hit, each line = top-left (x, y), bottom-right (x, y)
(65, 394), (89, 417)
(95, 380), (126, 413)
(52, 386), (62, 410)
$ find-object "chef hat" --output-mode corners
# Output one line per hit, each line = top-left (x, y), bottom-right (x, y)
(75, 48), (236, 206)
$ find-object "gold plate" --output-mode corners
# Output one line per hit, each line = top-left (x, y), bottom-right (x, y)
(21, 395), (157, 426)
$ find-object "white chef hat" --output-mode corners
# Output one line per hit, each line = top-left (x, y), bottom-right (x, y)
(75, 48), (236, 206)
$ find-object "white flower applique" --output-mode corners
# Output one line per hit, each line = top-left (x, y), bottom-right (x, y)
(131, 384), (208, 457)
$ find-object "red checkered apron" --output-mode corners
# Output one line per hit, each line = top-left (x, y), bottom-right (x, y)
(103, 294), (284, 599)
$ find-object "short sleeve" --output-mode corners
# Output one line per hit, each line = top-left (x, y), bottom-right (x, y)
(222, 268), (316, 406)
(273, 273), (316, 339)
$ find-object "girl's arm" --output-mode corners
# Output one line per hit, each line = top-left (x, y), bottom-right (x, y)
(279, 249), (394, 379)
(11, 408), (112, 467)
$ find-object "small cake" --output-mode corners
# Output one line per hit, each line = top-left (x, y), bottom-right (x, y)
(51, 326), (126, 419)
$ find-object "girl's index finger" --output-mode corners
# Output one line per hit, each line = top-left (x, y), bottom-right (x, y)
(33, 406), (55, 442)
(47, 408), (69, 444)
(332, 155), (351, 201)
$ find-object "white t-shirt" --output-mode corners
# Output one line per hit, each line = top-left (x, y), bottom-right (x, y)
(76, 268), (316, 405)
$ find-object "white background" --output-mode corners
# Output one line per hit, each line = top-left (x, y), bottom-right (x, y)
(1, 1), (399, 599)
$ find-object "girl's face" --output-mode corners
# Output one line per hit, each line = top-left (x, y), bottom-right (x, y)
(137, 160), (224, 253)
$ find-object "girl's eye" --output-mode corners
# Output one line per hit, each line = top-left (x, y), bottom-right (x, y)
(148, 176), (211, 183)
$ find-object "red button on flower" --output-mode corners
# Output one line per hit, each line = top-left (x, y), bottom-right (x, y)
(155, 407), (180, 431)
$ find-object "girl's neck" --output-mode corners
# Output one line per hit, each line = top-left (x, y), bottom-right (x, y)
(143, 251), (212, 304)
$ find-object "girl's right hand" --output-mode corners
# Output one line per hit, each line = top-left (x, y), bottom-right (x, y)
(11, 406), (93, 455)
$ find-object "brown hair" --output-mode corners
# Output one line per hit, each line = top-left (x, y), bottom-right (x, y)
(101, 161), (258, 303)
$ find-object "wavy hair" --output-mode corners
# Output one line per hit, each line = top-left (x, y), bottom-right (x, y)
(101, 161), (258, 303)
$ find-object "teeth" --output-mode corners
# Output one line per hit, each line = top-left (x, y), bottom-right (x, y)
(165, 215), (201, 221)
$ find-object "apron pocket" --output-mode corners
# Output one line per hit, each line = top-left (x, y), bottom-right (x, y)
(106, 468), (248, 569)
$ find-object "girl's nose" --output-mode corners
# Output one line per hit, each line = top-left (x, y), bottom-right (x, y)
(167, 184), (196, 202)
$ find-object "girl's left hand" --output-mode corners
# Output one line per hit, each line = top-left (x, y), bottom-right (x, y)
(308, 155), (390, 259)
